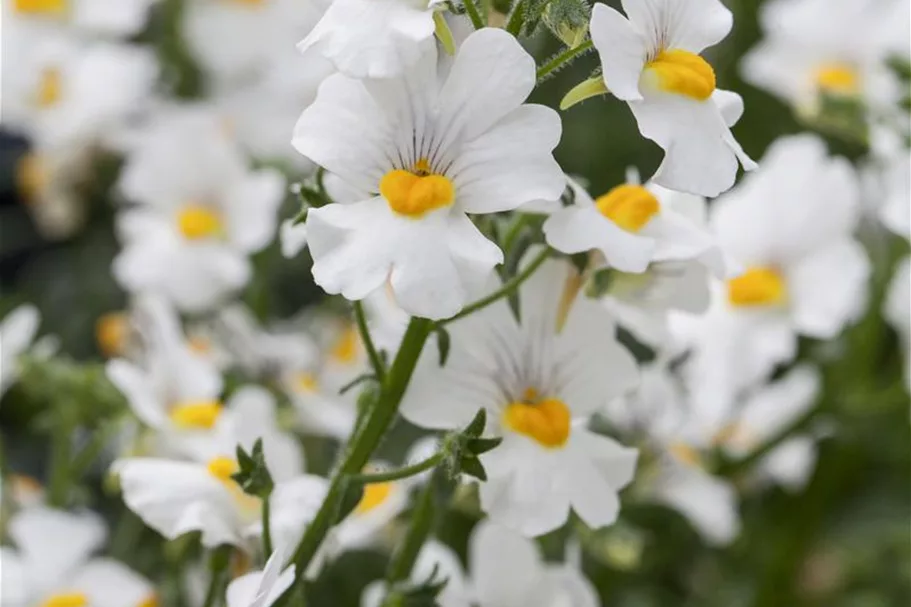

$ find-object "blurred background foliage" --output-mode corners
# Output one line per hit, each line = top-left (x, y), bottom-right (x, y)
(0, 1), (908, 606)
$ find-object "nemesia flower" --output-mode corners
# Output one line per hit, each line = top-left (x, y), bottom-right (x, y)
(742, 0), (909, 117)
(0, 506), (156, 607)
(293, 28), (564, 319)
(544, 172), (727, 274)
(184, 0), (328, 85)
(226, 549), (295, 607)
(672, 135), (869, 410)
(0, 304), (40, 399)
(298, 0), (442, 79)
(877, 151), (910, 239)
(361, 541), (470, 607)
(113, 110), (285, 312)
(401, 256), (639, 536)
(590, 0), (756, 196)
(3, 0), (160, 38)
(465, 521), (600, 606)
(1, 33), (157, 147)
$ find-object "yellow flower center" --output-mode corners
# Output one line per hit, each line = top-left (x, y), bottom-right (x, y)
(644, 49), (716, 100)
(330, 326), (360, 365)
(137, 594), (159, 607)
(727, 266), (787, 307)
(294, 371), (319, 392)
(206, 456), (240, 481)
(669, 442), (703, 467)
(712, 422), (755, 450)
(14, 0), (66, 15)
(40, 593), (88, 607)
(188, 336), (212, 354)
(355, 481), (393, 514)
(16, 153), (47, 202)
(177, 205), (223, 240)
(170, 401), (224, 429)
(595, 184), (660, 233)
(502, 395), (571, 449)
(380, 167), (455, 218)
(36, 67), (63, 108)
(96, 312), (128, 358)
(814, 62), (860, 96)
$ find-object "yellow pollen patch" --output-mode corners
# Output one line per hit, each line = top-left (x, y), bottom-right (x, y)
(814, 63), (860, 96)
(595, 184), (660, 232)
(170, 401), (223, 429)
(330, 326), (359, 365)
(177, 205), (223, 240)
(645, 49), (716, 100)
(36, 67), (63, 108)
(380, 169), (455, 218)
(14, 0), (66, 15)
(40, 593), (88, 607)
(96, 312), (128, 357)
(294, 371), (319, 392)
(207, 456), (239, 481)
(137, 594), (159, 607)
(16, 153), (47, 202)
(669, 442), (702, 467)
(188, 336), (212, 354)
(355, 481), (393, 514)
(727, 266), (787, 307)
(503, 397), (571, 448)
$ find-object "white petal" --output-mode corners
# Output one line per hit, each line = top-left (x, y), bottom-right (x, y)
(590, 3), (646, 101)
(72, 558), (154, 607)
(223, 168), (285, 253)
(469, 520), (542, 604)
(105, 360), (168, 428)
(543, 205), (655, 272)
(653, 464), (740, 545)
(621, 0), (732, 53)
(759, 435), (818, 491)
(280, 219), (308, 258)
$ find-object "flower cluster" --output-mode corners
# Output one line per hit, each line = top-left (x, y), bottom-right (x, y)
(0, 1), (908, 606)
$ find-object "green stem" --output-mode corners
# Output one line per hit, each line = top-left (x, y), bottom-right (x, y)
(262, 493), (273, 559)
(385, 472), (439, 586)
(354, 300), (386, 383)
(462, 0), (485, 30)
(536, 39), (594, 83)
(350, 453), (442, 485)
(501, 213), (533, 256)
(47, 415), (73, 507)
(69, 420), (118, 479)
(290, 318), (434, 577)
(505, 0), (526, 36)
(201, 546), (232, 607)
(439, 247), (552, 326)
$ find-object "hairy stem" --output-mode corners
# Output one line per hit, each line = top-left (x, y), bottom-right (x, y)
(354, 300), (386, 382)
(351, 453), (442, 485)
(536, 39), (594, 84)
(462, 0), (485, 30)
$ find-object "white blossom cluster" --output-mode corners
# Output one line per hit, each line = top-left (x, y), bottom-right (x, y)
(0, 1), (908, 606)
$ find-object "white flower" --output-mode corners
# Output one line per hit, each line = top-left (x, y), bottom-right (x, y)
(672, 134), (869, 409)
(298, 0), (443, 79)
(401, 256), (639, 536)
(330, 460), (411, 551)
(877, 151), (910, 239)
(742, 0), (908, 116)
(590, 0), (756, 197)
(113, 110), (285, 312)
(1, 33), (157, 147)
(465, 521), (599, 607)
(0, 506), (156, 607)
(361, 541), (471, 607)
(115, 454), (327, 550)
(544, 173), (727, 274)
(0, 304), (40, 399)
(226, 550), (295, 607)
(294, 28), (564, 318)
(3, 0), (160, 38)
(884, 256), (911, 390)
(184, 0), (328, 86)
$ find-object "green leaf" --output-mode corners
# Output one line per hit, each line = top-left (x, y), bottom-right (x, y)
(231, 438), (274, 498)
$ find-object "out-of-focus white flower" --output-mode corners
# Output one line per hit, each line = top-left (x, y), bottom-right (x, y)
(884, 256), (911, 390)
(401, 256), (638, 536)
(226, 549), (296, 607)
(2, 0), (160, 38)
(2, 33), (157, 147)
(298, 0), (443, 79)
(113, 111), (285, 312)
(742, 0), (908, 117)
(0, 506), (156, 607)
(590, 0), (756, 197)
(361, 541), (470, 607)
(294, 28), (563, 319)
(115, 453), (327, 550)
(877, 152), (911, 239)
(329, 460), (411, 551)
(465, 521), (600, 606)
(280, 172), (364, 259)
(184, 0), (328, 86)
(0, 304), (40, 399)
(672, 135), (869, 410)
(544, 174), (727, 274)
